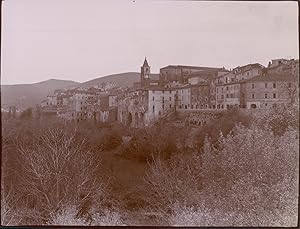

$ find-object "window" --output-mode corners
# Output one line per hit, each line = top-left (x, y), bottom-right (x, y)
(252, 93), (255, 99)
(226, 94), (229, 98)
(152, 105), (155, 112)
(273, 93), (276, 98)
(265, 93), (268, 99)
(170, 104), (172, 108)
(272, 103), (277, 108)
(162, 104), (164, 110)
(288, 82), (292, 88)
(252, 83), (255, 89)
(221, 95), (224, 99)
(273, 83), (276, 88)
(265, 83), (268, 88)
(169, 97), (172, 101)
(226, 86), (229, 91)
(265, 103), (268, 107)
(153, 96), (154, 101)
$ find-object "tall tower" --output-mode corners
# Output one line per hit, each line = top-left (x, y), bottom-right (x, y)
(141, 57), (150, 87)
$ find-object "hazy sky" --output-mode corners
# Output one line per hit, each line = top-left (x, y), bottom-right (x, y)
(1, 0), (298, 85)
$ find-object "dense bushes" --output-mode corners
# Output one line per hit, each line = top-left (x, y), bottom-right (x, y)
(194, 107), (251, 149)
(1, 105), (298, 226)
(120, 124), (188, 162)
(143, 123), (299, 226)
(254, 104), (299, 135)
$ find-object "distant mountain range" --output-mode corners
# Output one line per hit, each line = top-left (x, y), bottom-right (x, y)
(1, 72), (159, 109)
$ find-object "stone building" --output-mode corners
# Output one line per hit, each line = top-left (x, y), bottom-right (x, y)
(240, 73), (297, 109)
(216, 72), (236, 84)
(216, 82), (242, 109)
(233, 63), (265, 81)
(159, 65), (226, 85)
(266, 59), (299, 77)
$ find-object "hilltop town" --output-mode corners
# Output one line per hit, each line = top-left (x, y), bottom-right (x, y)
(29, 57), (298, 127)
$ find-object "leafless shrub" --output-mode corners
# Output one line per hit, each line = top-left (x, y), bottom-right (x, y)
(1, 186), (22, 226)
(90, 208), (125, 226)
(142, 152), (202, 223)
(15, 128), (109, 225)
(47, 205), (87, 226)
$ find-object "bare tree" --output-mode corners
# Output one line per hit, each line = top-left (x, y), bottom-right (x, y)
(281, 73), (299, 105)
(16, 128), (107, 224)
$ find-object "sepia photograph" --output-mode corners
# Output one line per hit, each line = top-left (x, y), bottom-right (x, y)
(1, 0), (299, 227)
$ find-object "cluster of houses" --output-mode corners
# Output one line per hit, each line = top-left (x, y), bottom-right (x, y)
(39, 57), (299, 127)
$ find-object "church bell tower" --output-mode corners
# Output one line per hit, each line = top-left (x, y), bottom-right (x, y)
(141, 57), (150, 87)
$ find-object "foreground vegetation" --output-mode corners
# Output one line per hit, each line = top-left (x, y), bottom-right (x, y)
(1, 105), (299, 226)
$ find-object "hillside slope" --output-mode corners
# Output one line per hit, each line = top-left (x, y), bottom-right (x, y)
(1, 79), (79, 109)
(1, 72), (160, 109)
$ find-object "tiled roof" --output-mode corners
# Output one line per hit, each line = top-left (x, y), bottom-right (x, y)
(234, 64), (265, 75)
(160, 65), (225, 71)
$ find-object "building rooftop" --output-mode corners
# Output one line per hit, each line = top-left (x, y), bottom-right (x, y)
(233, 63), (264, 73)
(160, 65), (225, 71)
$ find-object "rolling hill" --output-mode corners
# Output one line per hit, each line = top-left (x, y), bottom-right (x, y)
(79, 72), (140, 88)
(78, 72), (159, 88)
(1, 79), (79, 109)
(1, 72), (159, 109)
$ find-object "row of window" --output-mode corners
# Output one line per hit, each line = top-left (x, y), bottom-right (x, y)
(217, 82), (292, 93)
(251, 93), (277, 99)
(251, 82), (292, 89)
(152, 104), (173, 112)
(216, 85), (239, 93)
(152, 96), (172, 101)
(218, 94), (235, 99)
